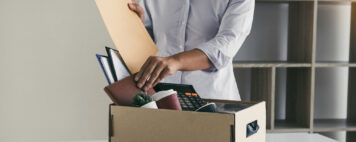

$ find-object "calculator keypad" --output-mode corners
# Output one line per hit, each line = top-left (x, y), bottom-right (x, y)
(178, 92), (207, 111)
(154, 83), (207, 111)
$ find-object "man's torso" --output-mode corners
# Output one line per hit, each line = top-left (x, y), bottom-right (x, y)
(143, 0), (241, 100)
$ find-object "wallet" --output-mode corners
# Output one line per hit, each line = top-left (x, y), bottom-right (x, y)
(104, 75), (156, 106)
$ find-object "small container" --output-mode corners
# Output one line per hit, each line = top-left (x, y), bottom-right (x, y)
(141, 101), (158, 109)
(151, 89), (182, 110)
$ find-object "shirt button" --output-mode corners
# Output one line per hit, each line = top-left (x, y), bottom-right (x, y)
(179, 45), (184, 49)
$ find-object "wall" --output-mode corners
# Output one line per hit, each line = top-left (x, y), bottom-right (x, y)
(0, 0), (112, 141)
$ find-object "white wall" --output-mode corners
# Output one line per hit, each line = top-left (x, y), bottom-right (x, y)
(0, 0), (113, 141)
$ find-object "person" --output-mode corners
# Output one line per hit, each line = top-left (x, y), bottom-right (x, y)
(128, 0), (254, 101)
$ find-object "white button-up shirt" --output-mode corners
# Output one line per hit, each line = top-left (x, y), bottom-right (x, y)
(140, 0), (255, 100)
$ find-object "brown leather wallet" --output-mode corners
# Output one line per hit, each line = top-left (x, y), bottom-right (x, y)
(104, 75), (156, 106)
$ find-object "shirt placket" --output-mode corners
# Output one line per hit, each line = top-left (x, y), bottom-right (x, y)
(177, 0), (190, 84)
(178, 0), (190, 52)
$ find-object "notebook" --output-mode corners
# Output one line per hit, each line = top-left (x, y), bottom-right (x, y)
(96, 54), (115, 84)
(95, 0), (158, 74)
(106, 47), (131, 82)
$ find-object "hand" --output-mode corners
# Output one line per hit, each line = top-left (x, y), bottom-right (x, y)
(135, 56), (181, 92)
(128, 0), (144, 21)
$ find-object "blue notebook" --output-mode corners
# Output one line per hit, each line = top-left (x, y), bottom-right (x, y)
(96, 54), (115, 84)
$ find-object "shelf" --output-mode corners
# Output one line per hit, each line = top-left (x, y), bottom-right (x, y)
(233, 61), (311, 68)
(314, 119), (356, 132)
(315, 62), (356, 67)
(256, 0), (356, 2)
(256, 0), (312, 2)
(233, 2), (356, 141)
(274, 120), (311, 132)
(268, 128), (311, 133)
(318, 0), (356, 2)
(233, 61), (356, 68)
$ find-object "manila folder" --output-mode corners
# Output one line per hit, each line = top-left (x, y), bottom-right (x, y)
(95, 0), (158, 74)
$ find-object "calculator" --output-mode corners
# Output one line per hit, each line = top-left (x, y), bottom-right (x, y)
(154, 83), (216, 111)
(178, 92), (206, 111)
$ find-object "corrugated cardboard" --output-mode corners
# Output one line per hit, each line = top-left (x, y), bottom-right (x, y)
(95, 0), (158, 74)
(109, 101), (266, 142)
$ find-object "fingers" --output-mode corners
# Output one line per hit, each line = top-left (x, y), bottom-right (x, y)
(128, 1), (144, 21)
(128, 3), (136, 10)
(128, 0), (138, 10)
(137, 58), (158, 89)
(136, 6), (144, 21)
(142, 61), (166, 91)
(152, 68), (166, 87)
(135, 56), (176, 92)
(153, 68), (170, 87)
(135, 57), (152, 81)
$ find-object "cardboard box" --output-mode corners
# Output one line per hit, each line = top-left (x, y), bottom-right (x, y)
(109, 100), (265, 142)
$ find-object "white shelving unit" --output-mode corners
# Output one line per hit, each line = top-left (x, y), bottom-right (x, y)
(233, 0), (356, 141)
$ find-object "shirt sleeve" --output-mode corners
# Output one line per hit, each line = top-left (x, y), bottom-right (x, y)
(196, 0), (255, 72)
(139, 0), (154, 40)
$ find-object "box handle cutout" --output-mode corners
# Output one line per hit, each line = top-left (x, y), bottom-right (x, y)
(246, 120), (259, 138)
(109, 115), (114, 137)
(230, 125), (235, 142)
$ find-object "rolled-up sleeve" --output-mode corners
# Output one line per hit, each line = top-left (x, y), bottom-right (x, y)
(197, 0), (255, 72)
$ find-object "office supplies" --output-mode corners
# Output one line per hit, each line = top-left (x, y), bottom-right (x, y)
(195, 103), (217, 112)
(177, 92), (216, 112)
(140, 101), (158, 109)
(151, 89), (182, 110)
(95, 0), (158, 74)
(154, 83), (216, 112)
(104, 75), (155, 106)
(105, 47), (118, 81)
(105, 47), (131, 81)
(96, 54), (115, 84)
(132, 93), (158, 109)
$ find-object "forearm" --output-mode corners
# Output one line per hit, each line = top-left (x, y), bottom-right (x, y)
(170, 49), (213, 71)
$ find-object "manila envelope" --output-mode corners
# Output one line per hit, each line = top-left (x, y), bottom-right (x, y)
(95, 0), (158, 74)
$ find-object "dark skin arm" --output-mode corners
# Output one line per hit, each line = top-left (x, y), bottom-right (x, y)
(129, 1), (213, 92)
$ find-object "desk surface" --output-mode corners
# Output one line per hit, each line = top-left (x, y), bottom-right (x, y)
(266, 133), (338, 142)
(64, 133), (338, 142)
